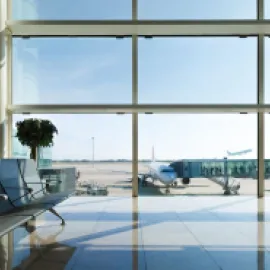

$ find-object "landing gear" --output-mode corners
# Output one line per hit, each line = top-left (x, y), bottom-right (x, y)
(140, 175), (146, 186)
(165, 187), (170, 194)
(172, 181), (178, 187)
(223, 189), (239, 196)
(141, 175), (148, 187)
(142, 180), (147, 187)
(182, 178), (190, 185)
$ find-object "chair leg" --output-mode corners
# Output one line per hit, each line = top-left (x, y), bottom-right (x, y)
(48, 207), (65, 226)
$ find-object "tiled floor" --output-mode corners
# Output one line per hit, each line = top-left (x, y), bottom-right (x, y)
(3, 196), (270, 269)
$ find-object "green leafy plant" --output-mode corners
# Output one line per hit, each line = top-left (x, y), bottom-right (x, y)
(16, 118), (58, 161)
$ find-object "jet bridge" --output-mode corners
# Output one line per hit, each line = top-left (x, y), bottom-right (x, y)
(207, 158), (240, 195)
(170, 158), (241, 195)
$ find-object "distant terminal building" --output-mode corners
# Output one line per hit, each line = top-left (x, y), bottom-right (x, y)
(170, 159), (270, 180)
(12, 129), (52, 168)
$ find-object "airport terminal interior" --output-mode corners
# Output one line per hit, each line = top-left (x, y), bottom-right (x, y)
(1, 0), (270, 269)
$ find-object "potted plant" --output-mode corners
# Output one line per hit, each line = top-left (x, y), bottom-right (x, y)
(16, 118), (58, 161)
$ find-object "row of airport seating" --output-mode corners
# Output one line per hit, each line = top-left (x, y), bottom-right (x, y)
(0, 159), (76, 237)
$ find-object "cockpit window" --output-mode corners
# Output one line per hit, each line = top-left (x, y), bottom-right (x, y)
(161, 168), (174, 173)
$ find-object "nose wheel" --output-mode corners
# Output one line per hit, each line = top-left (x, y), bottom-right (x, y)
(142, 180), (147, 187)
(172, 181), (178, 187)
(165, 187), (170, 194)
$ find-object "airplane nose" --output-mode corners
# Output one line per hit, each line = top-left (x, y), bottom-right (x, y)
(169, 173), (177, 181)
(162, 172), (177, 183)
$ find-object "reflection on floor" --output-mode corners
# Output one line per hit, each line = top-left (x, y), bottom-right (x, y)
(1, 196), (270, 269)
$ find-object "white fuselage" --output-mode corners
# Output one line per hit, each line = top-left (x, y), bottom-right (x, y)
(148, 162), (177, 186)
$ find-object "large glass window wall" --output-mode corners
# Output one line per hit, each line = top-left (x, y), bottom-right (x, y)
(138, 37), (257, 104)
(12, 38), (132, 104)
(12, 114), (132, 197)
(12, 0), (131, 20)
(2, 0), (267, 197)
(138, 114), (257, 196)
(138, 0), (256, 20)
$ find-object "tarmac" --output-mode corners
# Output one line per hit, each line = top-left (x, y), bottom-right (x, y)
(52, 162), (269, 196)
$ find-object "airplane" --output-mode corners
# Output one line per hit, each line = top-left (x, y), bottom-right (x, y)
(139, 147), (178, 194)
(226, 149), (252, 156)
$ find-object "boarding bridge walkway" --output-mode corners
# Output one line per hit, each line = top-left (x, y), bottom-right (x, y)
(207, 176), (240, 195)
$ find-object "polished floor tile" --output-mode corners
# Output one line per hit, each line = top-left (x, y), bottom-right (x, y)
(3, 196), (270, 269)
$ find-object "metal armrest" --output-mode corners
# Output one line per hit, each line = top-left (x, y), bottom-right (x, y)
(27, 182), (46, 184)
(2, 186), (33, 193)
(3, 186), (30, 190)
(45, 180), (62, 183)
(0, 194), (8, 201)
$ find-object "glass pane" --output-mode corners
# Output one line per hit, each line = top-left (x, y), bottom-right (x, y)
(13, 38), (132, 104)
(12, 128), (29, 158)
(12, 0), (131, 20)
(139, 0), (256, 19)
(13, 114), (132, 197)
(138, 114), (257, 196)
(139, 38), (256, 104)
(265, 0), (270, 18)
(265, 38), (270, 103)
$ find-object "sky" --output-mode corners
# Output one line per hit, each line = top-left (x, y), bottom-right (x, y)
(10, 0), (270, 160)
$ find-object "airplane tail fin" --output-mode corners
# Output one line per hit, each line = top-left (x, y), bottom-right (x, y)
(152, 146), (155, 162)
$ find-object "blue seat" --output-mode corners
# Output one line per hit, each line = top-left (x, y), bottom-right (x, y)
(0, 159), (75, 236)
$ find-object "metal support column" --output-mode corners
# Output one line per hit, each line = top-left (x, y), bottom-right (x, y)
(7, 230), (13, 270)
(258, 110), (264, 197)
(132, 0), (138, 197)
(6, 34), (12, 158)
(132, 113), (138, 197)
(257, 0), (265, 198)
(0, 0), (7, 158)
(6, 0), (12, 158)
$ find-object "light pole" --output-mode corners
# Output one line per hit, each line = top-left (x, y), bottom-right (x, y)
(92, 137), (95, 168)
